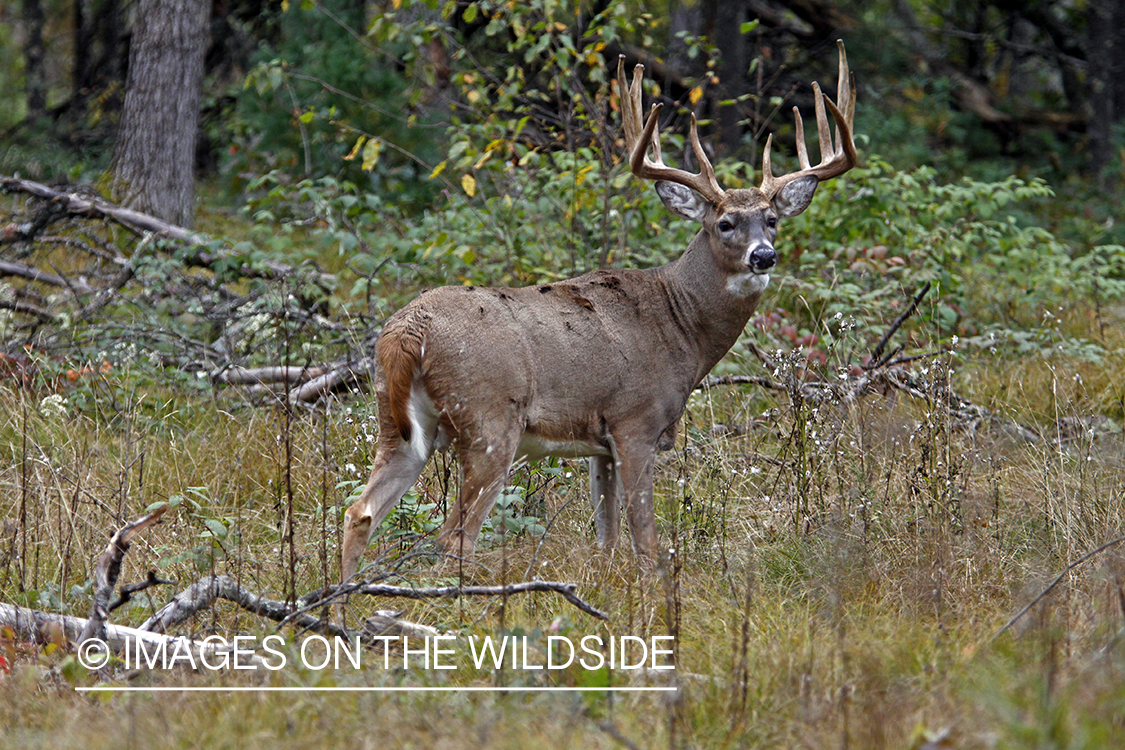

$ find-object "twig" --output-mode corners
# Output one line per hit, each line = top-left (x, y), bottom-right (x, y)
(0, 298), (56, 322)
(992, 535), (1125, 642)
(313, 579), (609, 621)
(107, 570), (176, 613)
(353, 580), (609, 620)
(696, 374), (783, 391)
(867, 281), (931, 368)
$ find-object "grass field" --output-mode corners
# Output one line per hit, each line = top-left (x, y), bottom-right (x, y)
(2, 300), (1123, 749)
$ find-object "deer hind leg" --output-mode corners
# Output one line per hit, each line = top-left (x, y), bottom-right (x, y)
(436, 428), (520, 561)
(589, 454), (621, 551)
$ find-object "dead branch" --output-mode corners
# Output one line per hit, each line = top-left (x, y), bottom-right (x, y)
(140, 573), (346, 636)
(0, 175), (333, 285)
(0, 259), (94, 292)
(868, 281), (931, 368)
(993, 535), (1125, 642)
(287, 359), (375, 402)
(0, 601), (272, 669)
(214, 365), (329, 386)
(0, 298), (55, 322)
(213, 358), (378, 403)
(79, 504), (169, 644)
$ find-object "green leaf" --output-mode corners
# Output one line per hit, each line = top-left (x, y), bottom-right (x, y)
(202, 518), (228, 540)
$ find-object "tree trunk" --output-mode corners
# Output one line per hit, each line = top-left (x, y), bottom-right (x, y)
(1087, 0), (1124, 183)
(111, 0), (210, 227)
(705, 0), (747, 156)
(22, 0), (47, 122)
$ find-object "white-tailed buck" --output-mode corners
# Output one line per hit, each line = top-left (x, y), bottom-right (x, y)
(341, 41), (857, 585)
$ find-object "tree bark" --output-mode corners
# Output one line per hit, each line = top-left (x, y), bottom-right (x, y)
(111, 0), (210, 227)
(22, 0), (47, 122)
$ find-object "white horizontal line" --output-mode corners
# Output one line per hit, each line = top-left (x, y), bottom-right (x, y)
(75, 685), (677, 693)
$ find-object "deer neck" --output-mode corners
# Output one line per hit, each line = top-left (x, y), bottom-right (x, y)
(655, 232), (767, 382)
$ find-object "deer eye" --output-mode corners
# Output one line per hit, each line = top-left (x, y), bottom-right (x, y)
(717, 219), (734, 232)
(766, 216), (778, 229)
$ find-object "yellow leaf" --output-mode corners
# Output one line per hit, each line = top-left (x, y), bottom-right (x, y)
(429, 160), (447, 179)
(392, 0), (401, 7)
(554, 22), (568, 32)
(281, 0), (289, 10)
(474, 150), (493, 169)
(343, 135), (366, 161)
(361, 138), (382, 171)
(689, 85), (703, 105)
(461, 173), (477, 197)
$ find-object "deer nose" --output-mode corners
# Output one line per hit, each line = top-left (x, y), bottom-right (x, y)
(749, 247), (776, 272)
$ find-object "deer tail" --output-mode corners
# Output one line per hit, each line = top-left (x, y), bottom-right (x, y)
(376, 308), (430, 443)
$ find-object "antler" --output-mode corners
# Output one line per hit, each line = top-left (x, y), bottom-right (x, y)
(759, 40), (857, 200)
(617, 55), (726, 205)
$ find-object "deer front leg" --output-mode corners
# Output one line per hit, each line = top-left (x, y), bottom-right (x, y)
(336, 434), (430, 624)
(613, 439), (659, 558)
(589, 454), (620, 550)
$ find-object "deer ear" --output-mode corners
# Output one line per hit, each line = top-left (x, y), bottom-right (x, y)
(655, 181), (710, 223)
(772, 175), (819, 218)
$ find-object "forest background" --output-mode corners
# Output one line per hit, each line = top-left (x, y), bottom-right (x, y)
(2, 1), (1125, 748)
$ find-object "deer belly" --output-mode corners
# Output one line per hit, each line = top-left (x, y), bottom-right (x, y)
(516, 432), (610, 462)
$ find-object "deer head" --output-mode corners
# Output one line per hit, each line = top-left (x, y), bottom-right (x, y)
(619, 41), (856, 295)
(337, 43), (858, 611)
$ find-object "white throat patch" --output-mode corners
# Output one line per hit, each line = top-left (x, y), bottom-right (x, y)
(726, 271), (770, 298)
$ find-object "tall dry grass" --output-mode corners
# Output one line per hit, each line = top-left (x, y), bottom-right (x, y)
(2, 310), (1124, 749)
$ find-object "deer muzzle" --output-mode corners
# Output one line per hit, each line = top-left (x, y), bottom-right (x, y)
(746, 245), (777, 273)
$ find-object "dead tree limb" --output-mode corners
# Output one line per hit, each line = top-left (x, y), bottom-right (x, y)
(0, 175), (333, 285)
(140, 574), (348, 637)
(79, 505), (169, 645)
(0, 260), (94, 292)
(213, 359), (377, 403)
(214, 365), (329, 386)
(0, 601), (272, 669)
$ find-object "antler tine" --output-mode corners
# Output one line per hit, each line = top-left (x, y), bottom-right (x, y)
(792, 108), (810, 170)
(759, 40), (857, 200)
(616, 55), (725, 204)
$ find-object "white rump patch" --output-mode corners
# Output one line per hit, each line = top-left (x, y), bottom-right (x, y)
(727, 272), (770, 298)
(404, 379), (439, 461)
